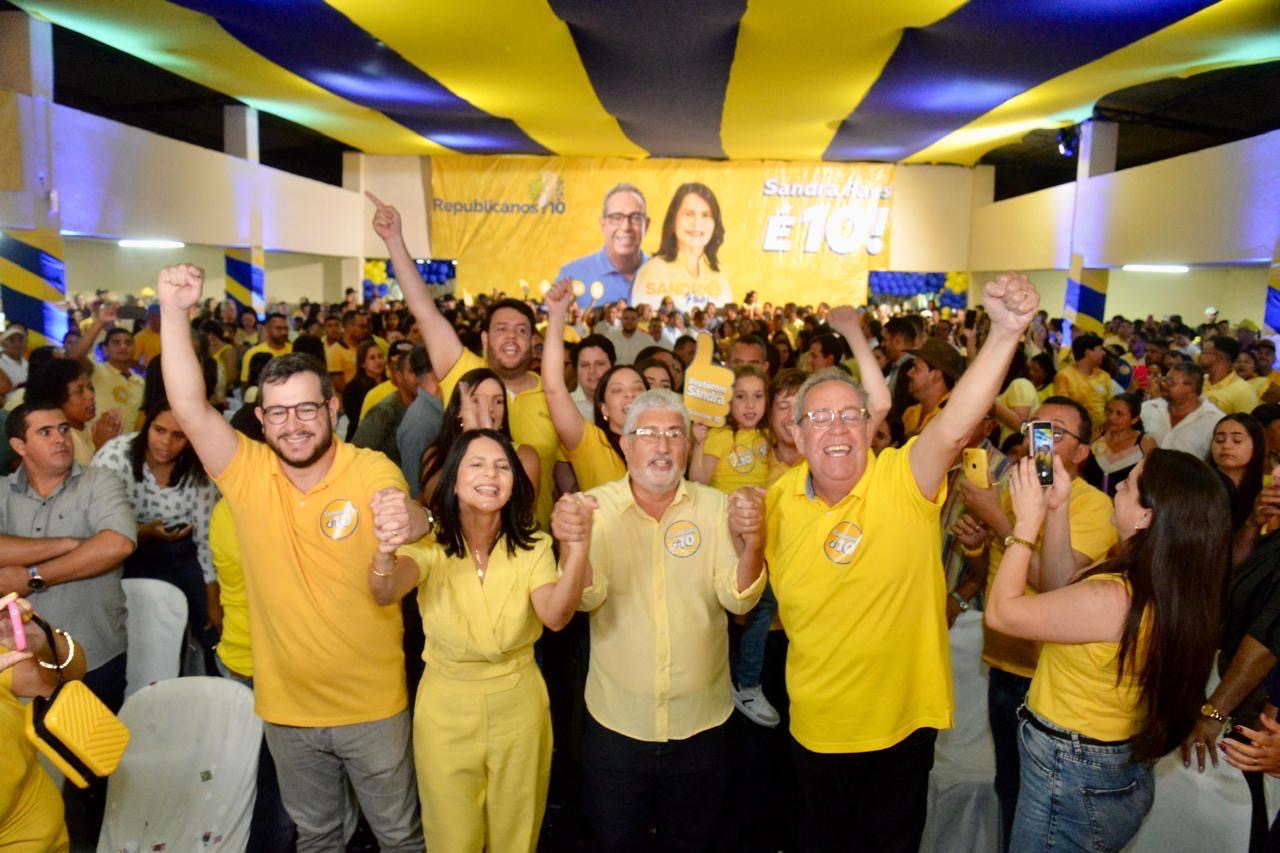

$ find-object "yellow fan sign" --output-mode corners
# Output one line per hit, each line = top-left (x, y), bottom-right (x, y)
(590, 281), (605, 301)
(572, 280), (586, 297)
(683, 332), (734, 427)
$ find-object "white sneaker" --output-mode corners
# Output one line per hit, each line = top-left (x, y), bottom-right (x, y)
(733, 684), (781, 728)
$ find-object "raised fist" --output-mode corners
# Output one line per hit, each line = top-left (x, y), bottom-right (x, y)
(982, 272), (1039, 336)
(156, 264), (205, 312)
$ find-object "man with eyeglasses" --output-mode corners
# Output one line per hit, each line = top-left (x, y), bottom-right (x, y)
(155, 264), (428, 851)
(957, 396), (1117, 851)
(556, 183), (650, 308)
(573, 389), (765, 850)
(764, 275), (1040, 851)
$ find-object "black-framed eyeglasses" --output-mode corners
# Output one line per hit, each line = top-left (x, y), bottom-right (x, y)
(261, 401), (327, 425)
(801, 407), (868, 430)
(604, 212), (646, 227)
(627, 426), (687, 443)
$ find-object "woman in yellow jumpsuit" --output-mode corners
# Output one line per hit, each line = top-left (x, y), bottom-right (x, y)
(370, 429), (593, 852)
(1, 593), (87, 852)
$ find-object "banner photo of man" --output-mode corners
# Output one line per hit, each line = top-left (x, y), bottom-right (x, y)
(427, 157), (894, 310)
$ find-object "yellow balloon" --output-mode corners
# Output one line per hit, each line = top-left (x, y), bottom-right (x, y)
(590, 281), (605, 300)
(539, 279), (551, 296)
(572, 280), (586, 297)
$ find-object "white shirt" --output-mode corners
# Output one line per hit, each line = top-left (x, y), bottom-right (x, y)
(571, 385), (594, 421)
(1140, 397), (1224, 460)
(0, 353), (27, 386)
(607, 329), (651, 366)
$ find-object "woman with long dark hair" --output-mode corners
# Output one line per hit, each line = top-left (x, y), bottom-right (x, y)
(418, 368), (539, 504)
(1083, 394), (1156, 497)
(630, 182), (733, 310)
(92, 399), (220, 669)
(369, 429), (592, 852)
(986, 450), (1231, 851)
(342, 339), (385, 440)
(541, 281), (646, 492)
(1208, 412), (1266, 531)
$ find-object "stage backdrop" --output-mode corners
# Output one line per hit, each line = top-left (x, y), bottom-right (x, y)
(428, 156), (893, 310)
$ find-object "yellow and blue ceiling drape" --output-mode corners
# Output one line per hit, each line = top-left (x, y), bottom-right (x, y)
(12, 0), (1280, 164)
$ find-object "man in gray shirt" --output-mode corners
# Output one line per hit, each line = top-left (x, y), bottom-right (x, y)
(395, 362), (444, 494)
(0, 400), (136, 844)
(355, 344), (436, 470)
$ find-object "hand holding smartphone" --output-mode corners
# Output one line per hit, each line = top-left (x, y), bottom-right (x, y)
(1025, 420), (1055, 486)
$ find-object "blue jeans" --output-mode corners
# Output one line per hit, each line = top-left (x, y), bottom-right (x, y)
(731, 582), (777, 689)
(1011, 708), (1153, 853)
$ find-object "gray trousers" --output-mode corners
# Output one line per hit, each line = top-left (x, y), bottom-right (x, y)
(263, 710), (423, 853)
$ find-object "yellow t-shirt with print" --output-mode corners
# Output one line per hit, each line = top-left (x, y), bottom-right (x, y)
(1054, 365), (1111, 430)
(765, 439), (952, 753)
(91, 361), (145, 433)
(565, 423), (627, 493)
(212, 433), (409, 726)
(441, 349), (558, 529)
(982, 476), (1118, 678)
(704, 427), (770, 494)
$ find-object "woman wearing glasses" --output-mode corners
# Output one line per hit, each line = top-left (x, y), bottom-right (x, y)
(542, 280), (648, 492)
(986, 450), (1231, 852)
(369, 430), (592, 853)
(630, 183), (733, 312)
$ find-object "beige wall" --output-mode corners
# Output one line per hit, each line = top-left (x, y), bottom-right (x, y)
(63, 238), (345, 307)
(888, 164), (976, 273)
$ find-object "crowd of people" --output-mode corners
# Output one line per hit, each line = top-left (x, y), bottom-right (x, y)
(1, 183), (1279, 853)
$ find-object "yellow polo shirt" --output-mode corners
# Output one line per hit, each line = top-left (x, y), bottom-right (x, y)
(239, 341), (291, 382)
(1054, 365), (1111, 430)
(579, 476), (765, 742)
(212, 433), (409, 726)
(766, 448), (798, 487)
(565, 423), (627, 493)
(359, 380), (397, 420)
(1205, 371), (1260, 415)
(442, 349), (558, 529)
(703, 427), (769, 494)
(91, 361), (145, 433)
(210, 498), (252, 678)
(982, 476), (1118, 678)
(902, 393), (950, 439)
(765, 440), (952, 753)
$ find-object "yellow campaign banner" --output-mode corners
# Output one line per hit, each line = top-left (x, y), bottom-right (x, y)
(428, 156), (893, 310)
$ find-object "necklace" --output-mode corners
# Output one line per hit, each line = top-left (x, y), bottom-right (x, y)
(472, 546), (488, 580)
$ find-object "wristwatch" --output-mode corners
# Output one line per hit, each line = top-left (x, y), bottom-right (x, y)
(27, 565), (47, 592)
(1003, 534), (1037, 551)
(1200, 702), (1226, 723)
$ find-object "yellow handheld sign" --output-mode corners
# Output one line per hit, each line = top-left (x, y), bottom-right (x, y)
(590, 280), (605, 301)
(572, 280), (586, 297)
(683, 332), (734, 427)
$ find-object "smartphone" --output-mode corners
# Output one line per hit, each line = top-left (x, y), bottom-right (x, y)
(1027, 420), (1055, 486)
(963, 310), (977, 330)
(962, 448), (989, 489)
(1133, 363), (1149, 388)
(6, 600), (25, 652)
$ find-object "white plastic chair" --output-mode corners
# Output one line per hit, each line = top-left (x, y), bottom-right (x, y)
(122, 577), (187, 699)
(98, 677), (261, 853)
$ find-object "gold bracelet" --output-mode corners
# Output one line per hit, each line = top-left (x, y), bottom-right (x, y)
(370, 564), (393, 578)
(37, 629), (76, 670)
(962, 544), (985, 558)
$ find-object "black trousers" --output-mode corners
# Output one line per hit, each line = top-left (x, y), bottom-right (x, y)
(64, 652), (127, 847)
(583, 714), (728, 853)
(987, 667), (1033, 852)
(791, 726), (938, 853)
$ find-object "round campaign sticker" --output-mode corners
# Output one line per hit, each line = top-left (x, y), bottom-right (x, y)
(729, 444), (757, 473)
(664, 520), (702, 558)
(320, 499), (359, 541)
(823, 521), (863, 565)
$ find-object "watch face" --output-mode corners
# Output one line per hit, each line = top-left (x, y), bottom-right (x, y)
(27, 575), (46, 591)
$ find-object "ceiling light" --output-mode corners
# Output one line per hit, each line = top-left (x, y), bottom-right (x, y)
(1121, 264), (1189, 273)
(1056, 126), (1078, 158)
(118, 239), (185, 249)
